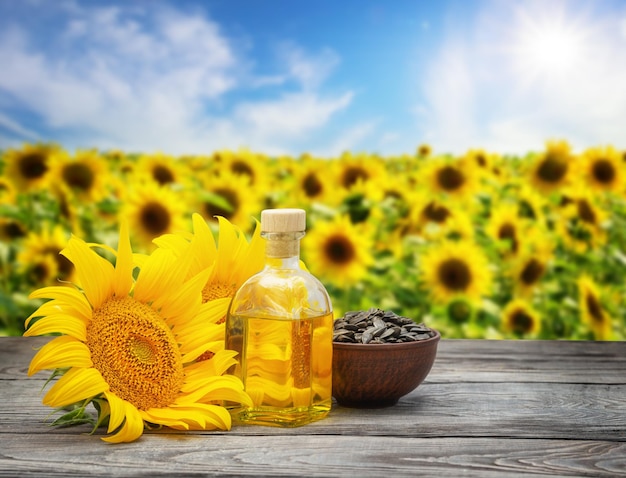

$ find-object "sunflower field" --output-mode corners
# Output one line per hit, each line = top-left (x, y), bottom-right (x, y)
(1, 140), (625, 340)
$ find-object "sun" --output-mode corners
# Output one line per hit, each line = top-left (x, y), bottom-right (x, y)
(509, 4), (592, 83)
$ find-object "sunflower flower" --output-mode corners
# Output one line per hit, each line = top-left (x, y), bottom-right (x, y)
(24, 221), (252, 443)
(153, 213), (265, 326)
(419, 240), (493, 304)
(302, 214), (374, 288)
(579, 145), (624, 194)
(2, 142), (58, 192)
(528, 139), (575, 194)
(502, 298), (542, 337)
(577, 275), (614, 340)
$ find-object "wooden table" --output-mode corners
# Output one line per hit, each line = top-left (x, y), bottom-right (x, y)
(1, 337), (625, 477)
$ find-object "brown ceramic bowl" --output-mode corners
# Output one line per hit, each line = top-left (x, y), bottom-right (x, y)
(332, 329), (440, 408)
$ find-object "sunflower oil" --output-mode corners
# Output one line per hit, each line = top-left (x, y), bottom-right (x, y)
(225, 208), (333, 427)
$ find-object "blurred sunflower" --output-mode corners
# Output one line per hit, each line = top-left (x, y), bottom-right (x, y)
(502, 298), (541, 337)
(405, 192), (474, 241)
(422, 157), (478, 199)
(528, 140), (575, 194)
(221, 149), (269, 187)
(302, 214), (374, 288)
(333, 152), (386, 199)
(462, 149), (499, 180)
(419, 240), (492, 304)
(49, 149), (109, 203)
(198, 171), (260, 231)
(290, 158), (336, 207)
(577, 275), (613, 340)
(515, 182), (549, 227)
(135, 152), (190, 188)
(120, 182), (188, 251)
(24, 222), (251, 443)
(485, 203), (525, 256)
(579, 145), (624, 194)
(557, 192), (608, 253)
(510, 237), (553, 297)
(17, 224), (75, 285)
(0, 218), (27, 242)
(2, 142), (57, 192)
(153, 213), (264, 328)
(0, 177), (17, 204)
(416, 143), (432, 158)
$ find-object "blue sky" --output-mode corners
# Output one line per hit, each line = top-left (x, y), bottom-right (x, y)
(1, 0), (626, 157)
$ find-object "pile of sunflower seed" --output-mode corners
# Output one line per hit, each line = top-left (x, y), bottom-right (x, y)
(333, 308), (436, 344)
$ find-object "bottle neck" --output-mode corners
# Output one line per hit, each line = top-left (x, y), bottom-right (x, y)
(263, 231), (304, 267)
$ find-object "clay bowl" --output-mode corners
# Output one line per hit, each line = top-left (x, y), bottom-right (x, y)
(332, 329), (440, 408)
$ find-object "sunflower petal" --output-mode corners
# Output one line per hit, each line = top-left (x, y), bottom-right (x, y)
(61, 236), (114, 309)
(112, 220), (133, 298)
(181, 375), (252, 407)
(143, 403), (232, 431)
(23, 314), (87, 340)
(28, 336), (92, 375)
(28, 286), (92, 321)
(102, 392), (144, 443)
(158, 266), (211, 321)
(191, 213), (217, 266)
(25, 300), (89, 329)
(43, 367), (107, 408)
(133, 248), (185, 305)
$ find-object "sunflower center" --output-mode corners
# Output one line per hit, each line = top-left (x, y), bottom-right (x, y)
(231, 160), (255, 182)
(2, 221), (26, 239)
(577, 199), (597, 225)
(153, 165), (175, 185)
(418, 145), (431, 156)
(511, 308), (534, 334)
(591, 159), (615, 184)
(19, 152), (48, 179)
(475, 154), (487, 167)
(140, 201), (171, 235)
(202, 281), (237, 303)
(204, 188), (239, 220)
(62, 163), (95, 191)
(423, 201), (450, 223)
(87, 297), (184, 411)
(437, 166), (465, 191)
(537, 155), (567, 183)
(498, 223), (518, 253)
(438, 258), (472, 291)
(342, 167), (368, 188)
(520, 258), (545, 285)
(302, 173), (323, 197)
(324, 235), (356, 265)
(585, 292), (604, 324)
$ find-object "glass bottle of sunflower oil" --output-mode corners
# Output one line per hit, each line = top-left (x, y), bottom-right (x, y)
(225, 208), (333, 427)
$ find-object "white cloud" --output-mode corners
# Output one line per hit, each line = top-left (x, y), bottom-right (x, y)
(277, 42), (341, 91)
(316, 121), (378, 157)
(234, 92), (352, 138)
(0, 3), (353, 155)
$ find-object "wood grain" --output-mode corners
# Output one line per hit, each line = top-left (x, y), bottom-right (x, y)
(2, 336), (625, 477)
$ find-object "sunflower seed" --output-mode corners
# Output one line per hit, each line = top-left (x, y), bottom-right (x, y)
(333, 309), (435, 344)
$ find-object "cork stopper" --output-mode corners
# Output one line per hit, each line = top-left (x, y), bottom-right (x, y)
(261, 208), (306, 233)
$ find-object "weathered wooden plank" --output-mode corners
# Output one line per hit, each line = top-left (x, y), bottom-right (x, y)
(1, 434), (625, 477)
(4, 337), (626, 383)
(2, 337), (625, 477)
(3, 379), (625, 441)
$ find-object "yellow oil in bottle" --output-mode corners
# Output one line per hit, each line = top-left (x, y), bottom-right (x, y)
(226, 311), (333, 427)
(225, 208), (333, 427)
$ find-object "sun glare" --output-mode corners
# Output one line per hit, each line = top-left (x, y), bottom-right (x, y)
(510, 5), (591, 82)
